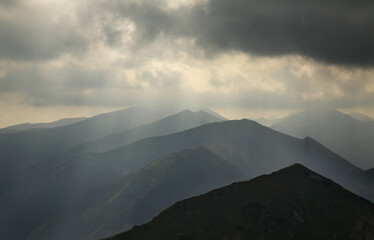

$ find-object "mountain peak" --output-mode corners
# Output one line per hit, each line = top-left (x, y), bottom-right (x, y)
(199, 108), (228, 120)
(104, 164), (374, 239)
(283, 162), (309, 171)
(245, 163), (332, 188)
(179, 109), (193, 114)
(167, 109), (218, 119)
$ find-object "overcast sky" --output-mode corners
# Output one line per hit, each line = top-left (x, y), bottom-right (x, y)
(0, 0), (374, 127)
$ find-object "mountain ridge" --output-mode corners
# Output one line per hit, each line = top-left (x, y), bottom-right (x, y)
(0, 107), (174, 189)
(102, 164), (374, 240)
(31, 147), (246, 240)
(0, 117), (87, 134)
(2, 117), (373, 240)
(272, 109), (374, 169)
(20, 109), (224, 182)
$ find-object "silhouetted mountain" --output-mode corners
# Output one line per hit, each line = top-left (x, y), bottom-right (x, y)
(366, 168), (374, 178)
(103, 164), (374, 240)
(364, 168), (374, 184)
(29, 147), (245, 240)
(0, 117), (87, 134)
(0, 107), (173, 188)
(272, 109), (374, 169)
(348, 112), (374, 122)
(2, 119), (371, 240)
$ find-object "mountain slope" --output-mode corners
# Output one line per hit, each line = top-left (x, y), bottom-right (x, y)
(96, 119), (362, 187)
(272, 109), (374, 169)
(1, 119), (371, 240)
(0, 107), (172, 188)
(252, 117), (281, 127)
(30, 147), (246, 240)
(73, 110), (223, 153)
(22, 119), (363, 211)
(200, 108), (227, 121)
(0, 117), (87, 134)
(104, 164), (374, 240)
(0, 110), (224, 240)
(18, 109), (224, 197)
(348, 112), (374, 122)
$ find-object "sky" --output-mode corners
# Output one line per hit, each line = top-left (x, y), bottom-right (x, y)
(0, 0), (374, 127)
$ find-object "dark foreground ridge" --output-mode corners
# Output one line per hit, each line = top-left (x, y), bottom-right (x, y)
(102, 164), (374, 240)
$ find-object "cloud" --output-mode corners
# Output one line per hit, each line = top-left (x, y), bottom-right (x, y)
(0, 0), (374, 116)
(5, 0), (373, 66)
(108, 0), (374, 67)
(0, 1), (89, 61)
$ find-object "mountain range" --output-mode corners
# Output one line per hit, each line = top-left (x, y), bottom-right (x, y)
(103, 164), (374, 240)
(68, 109), (223, 154)
(0, 109), (224, 240)
(0, 107), (175, 189)
(272, 109), (374, 169)
(28, 147), (245, 240)
(1, 108), (373, 240)
(2, 119), (372, 239)
(0, 117), (87, 134)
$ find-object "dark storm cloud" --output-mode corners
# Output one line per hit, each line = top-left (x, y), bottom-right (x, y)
(102, 1), (177, 46)
(1, 0), (373, 111)
(109, 0), (374, 67)
(198, 0), (374, 67)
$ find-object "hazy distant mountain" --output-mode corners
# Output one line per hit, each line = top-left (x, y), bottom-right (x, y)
(252, 117), (281, 127)
(348, 112), (374, 122)
(2, 119), (372, 239)
(29, 147), (245, 240)
(94, 119), (362, 188)
(104, 164), (374, 240)
(0, 110), (224, 240)
(0, 107), (173, 189)
(28, 119), (369, 206)
(200, 108), (227, 121)
(21, 109), (224, 188)
(272, 109), (374, 169)
(71, 110), (224, 153)
(0, 117), (87, 134)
